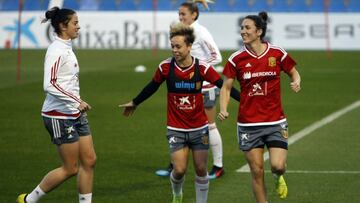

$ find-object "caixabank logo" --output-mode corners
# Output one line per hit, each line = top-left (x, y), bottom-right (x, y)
(2, 17), (39, 48)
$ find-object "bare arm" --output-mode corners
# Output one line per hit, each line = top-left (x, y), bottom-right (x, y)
(213, 79), (240, 102)
(218, 76), (234, 121)
(287, 67), (301, 93)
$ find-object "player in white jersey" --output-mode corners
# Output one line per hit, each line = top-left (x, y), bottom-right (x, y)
(17, 7), (96, 203)
(156, 0), (225, 180)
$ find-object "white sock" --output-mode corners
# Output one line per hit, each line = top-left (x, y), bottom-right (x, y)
(26, 185), (46, 203)
(195, 175), (209, 203)
(79, 193), (92, 203)
(209, 123), (223, 167)
(170, 172), (185, 196)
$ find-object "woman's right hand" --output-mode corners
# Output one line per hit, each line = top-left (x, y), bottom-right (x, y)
(78, 101), (91, 112)
(118, 101), (137, 117)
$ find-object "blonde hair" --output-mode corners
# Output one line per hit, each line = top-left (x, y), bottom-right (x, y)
(169, 22), (195, 45)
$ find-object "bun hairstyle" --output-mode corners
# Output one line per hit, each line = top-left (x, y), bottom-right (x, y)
(170, 22), (195, 45)
(245, 11), (269, 40)
(42, 7), (76, 35)
(258, 11), (268, 23)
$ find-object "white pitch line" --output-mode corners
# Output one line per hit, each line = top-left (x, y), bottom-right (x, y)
(237, 100), (360, 173)
(237, 170), (360, 174)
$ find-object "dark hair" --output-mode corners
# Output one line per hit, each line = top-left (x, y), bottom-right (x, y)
(244, 11), (268, 40)
(180, 2), (200, 21)
(170, 23), (195, 45)
(42, 7), (76, 35)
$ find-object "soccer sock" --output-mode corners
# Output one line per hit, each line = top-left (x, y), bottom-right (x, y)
(170, 172), (185, 196)
(195, 175), (209, 203)
(26, 185), (46, 203)
(273, 173), (280, 180)
(209, 123), (223, 167)
(79, 193), (92, 203)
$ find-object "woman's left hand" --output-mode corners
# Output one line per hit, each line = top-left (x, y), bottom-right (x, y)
(290, 80), (301, 93)
(217, 111), (229, 121)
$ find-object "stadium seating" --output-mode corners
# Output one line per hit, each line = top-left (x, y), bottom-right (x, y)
(0, 0), (49, 11)
(98, 0), (119, 10)
(269, 0), (292, 12)
(212, 0), (237, 12)
(62, 0), (80, 10)
(79, 0), (99, 10)
(0, 0), (359, 12)
(157, 0), (182, 11)
(118, 0), (138, 11)
(347, 0), (360, 12)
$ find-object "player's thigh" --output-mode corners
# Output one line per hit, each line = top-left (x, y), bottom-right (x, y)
(78, 135), (96, 167)
(57, 142), (80, 170)
(244, 148), (265, 173)
(192, 149), (208, 175)
(171, 147), (190, 174)
(72, 113), (96, 166)
(269, 147), (287, 170)
(188, 127), (209, 175)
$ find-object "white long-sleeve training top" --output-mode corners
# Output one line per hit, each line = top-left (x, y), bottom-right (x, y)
(190, 21), (222, 66)
(190, 21), (222, 89)
(41, 36), (82, 119)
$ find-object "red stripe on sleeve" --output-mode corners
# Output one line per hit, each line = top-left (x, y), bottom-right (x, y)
(49, 56), (82, 104)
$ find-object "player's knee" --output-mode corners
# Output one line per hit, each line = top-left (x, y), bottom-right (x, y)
(271, 165), (285, 175)
(250, 165), (264, 178)
(173, 166), (187, 176)
(194, 165), (207, 177)
(82, 153), (97, 169)
(195, 169), (207, 177)
(63, 164), (79, 177)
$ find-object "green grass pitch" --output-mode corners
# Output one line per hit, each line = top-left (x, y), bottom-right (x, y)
(1, 49), (360, 202)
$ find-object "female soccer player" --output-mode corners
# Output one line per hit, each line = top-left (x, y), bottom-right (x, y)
(156, 0), (226, 180)
(218, 11), (301, 203)
(17, 7), (96, 203)
(119, 22), (235, 203)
